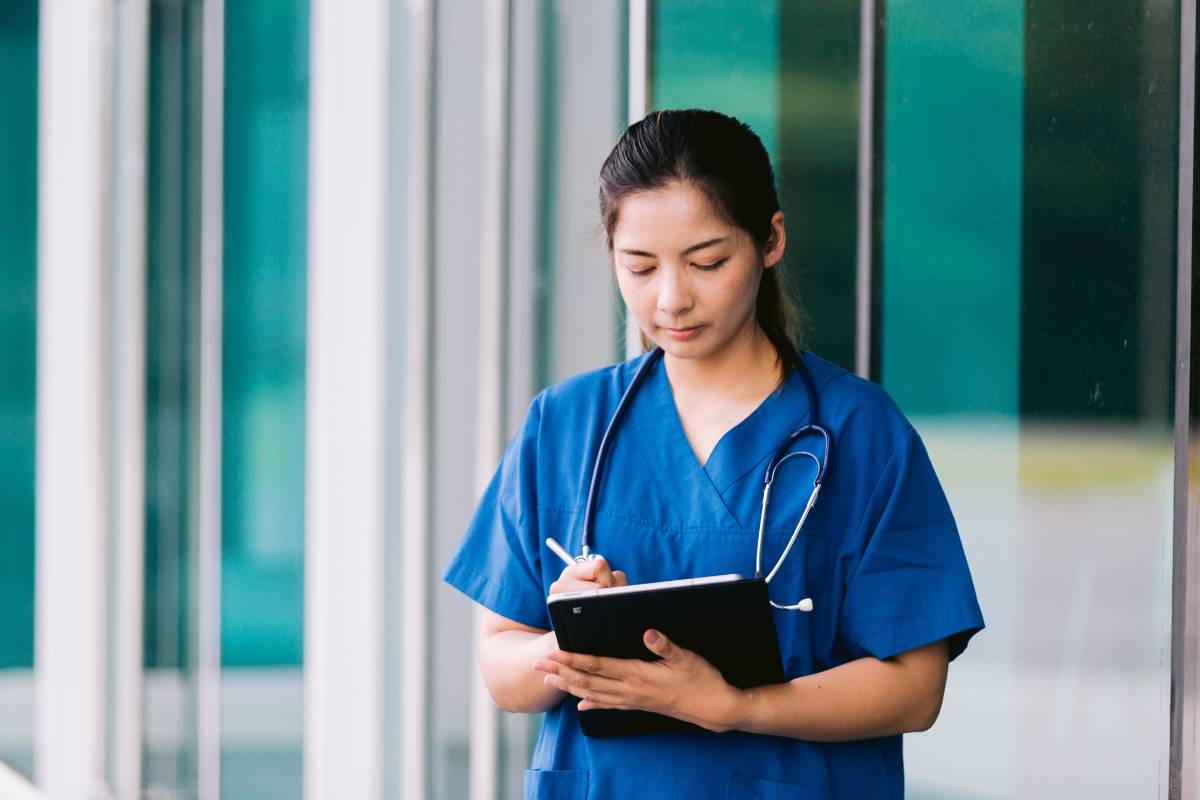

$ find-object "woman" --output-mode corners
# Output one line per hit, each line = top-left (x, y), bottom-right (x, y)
(443, 108), (984, 799)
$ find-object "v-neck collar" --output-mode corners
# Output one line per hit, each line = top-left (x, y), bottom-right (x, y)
(630, 351), (814, 528)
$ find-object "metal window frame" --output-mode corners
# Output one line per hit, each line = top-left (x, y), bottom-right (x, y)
(107, 0), (151, 795)
(855, 0), (876, 381)
(469, 0), (512, 798)
(624, 0), (651, 361)
(399, 0), (436, 796)
(1172, 2), (1198, 798)
(197, 0), (224, 797)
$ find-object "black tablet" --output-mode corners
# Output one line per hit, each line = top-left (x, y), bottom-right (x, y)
(546, 574), (785, 738)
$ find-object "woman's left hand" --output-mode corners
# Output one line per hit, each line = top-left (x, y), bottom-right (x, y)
(530, 629), (745, 733)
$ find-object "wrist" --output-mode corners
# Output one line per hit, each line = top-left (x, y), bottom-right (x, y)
(709, 684), (753, 734)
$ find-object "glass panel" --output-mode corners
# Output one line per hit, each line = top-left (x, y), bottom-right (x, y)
(879, 1), (1178, 797)
(144, 0), (204, 794)
(0, 0), (38, 781)
(651, 0), (860, 369)
(220, 1), (308, 797)
(426, 0), (626, 795)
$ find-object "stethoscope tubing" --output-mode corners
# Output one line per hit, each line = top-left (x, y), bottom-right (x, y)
(578, 346), (832, 611)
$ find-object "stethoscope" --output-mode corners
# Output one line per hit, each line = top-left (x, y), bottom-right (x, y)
(575, 346), (831, 613)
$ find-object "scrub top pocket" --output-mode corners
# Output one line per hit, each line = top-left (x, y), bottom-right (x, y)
(524, 768), (589, 800)
(726, 772), (834, 800)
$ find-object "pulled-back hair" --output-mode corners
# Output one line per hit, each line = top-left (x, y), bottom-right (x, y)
(598, 108), (803, 377)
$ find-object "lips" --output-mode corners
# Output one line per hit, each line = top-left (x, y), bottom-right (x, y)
(662, 324), (704, 341)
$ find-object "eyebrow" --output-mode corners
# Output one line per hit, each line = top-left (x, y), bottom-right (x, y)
(617, 237), (728, 257)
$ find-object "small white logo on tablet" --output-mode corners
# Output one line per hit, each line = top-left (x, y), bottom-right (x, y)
(572, 607), (583, 614)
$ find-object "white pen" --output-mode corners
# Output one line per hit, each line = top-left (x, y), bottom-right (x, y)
(544, 537), (576, 567)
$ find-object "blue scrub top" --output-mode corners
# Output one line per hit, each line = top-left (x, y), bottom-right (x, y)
(443, 349), (985, 800)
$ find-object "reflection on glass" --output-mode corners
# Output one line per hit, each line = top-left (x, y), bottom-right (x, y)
(220, 2), (308, 798)
(879, 1), (1177, 797)
(0, 0), (37, 781)
(652, 0), (859, 369)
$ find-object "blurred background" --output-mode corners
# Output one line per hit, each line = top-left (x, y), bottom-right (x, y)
(2, 0), (1199, 798)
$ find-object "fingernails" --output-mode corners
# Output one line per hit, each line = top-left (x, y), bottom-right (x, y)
(646, 630), (659, 644)
(531, 659), (548, 671)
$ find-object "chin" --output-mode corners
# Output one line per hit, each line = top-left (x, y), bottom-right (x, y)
(649, 333), (722, 361)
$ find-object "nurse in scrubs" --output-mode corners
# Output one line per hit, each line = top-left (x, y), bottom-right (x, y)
(443, 108), (984, 800)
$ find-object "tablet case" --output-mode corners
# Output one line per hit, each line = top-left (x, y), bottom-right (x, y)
(546, 576), (785, 737)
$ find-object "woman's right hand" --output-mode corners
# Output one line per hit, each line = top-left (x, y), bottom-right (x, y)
(548, 555), (628, 595)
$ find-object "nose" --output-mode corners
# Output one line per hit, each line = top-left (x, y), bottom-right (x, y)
(656, 266), (693, 318)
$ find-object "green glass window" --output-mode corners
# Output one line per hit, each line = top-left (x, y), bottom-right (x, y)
(0, 0), (38, 780)
(878, 1), (1178, 795)
(220, 2), (308, 798)
(652, 0), (861, 370)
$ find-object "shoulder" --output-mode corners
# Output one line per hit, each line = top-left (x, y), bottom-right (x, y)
(801, 351), (916, 452)
(510, 352), (654, 491)
(533, 350), (654, 421)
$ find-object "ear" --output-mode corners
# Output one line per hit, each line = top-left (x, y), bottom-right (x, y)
(763, 211), (786, 269)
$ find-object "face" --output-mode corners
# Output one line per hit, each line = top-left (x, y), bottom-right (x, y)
(610, 181), (785, 362)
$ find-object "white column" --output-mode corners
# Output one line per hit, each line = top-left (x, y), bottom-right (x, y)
(35, 0), (112, 797)
(304, 0), (391, 795)
(107, 0), (150, 796)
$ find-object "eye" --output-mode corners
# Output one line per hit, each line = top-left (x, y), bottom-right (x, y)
(626, 265), (655, 278)
(694, 258), (728, 271)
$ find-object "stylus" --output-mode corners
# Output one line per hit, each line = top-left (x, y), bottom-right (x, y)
(545, 537), (575, 567)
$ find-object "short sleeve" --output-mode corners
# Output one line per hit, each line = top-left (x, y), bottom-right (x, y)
(441, 393), (549, 630)
(838, 426), (984, 662)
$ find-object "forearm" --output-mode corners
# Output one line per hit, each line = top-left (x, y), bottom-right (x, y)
(730, 654), (943, 742)
(479, 629), (566, 713)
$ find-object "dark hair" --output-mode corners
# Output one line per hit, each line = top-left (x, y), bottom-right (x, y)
(598, 108), (803, 378)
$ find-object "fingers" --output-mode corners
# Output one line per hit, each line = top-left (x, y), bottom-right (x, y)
(532, 657), (630, 707)
(612, 570), (628, 586)
(548, 555), (620, 594)
(643, 629), (681, 661)
(539, 649), (623, 678)
(581, 555), (617, 587)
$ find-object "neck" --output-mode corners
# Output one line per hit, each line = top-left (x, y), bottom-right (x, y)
(662, 322), (781, 400)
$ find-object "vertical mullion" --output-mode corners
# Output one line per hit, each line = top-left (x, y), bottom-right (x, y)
(1173, 1), (1198, 797)
(108, 0), (150, 795)
(304, 0), (390, 795)
(470, 1), (511, 798)
(401, 0), (436, 795)
(624, 0), (651, 360)
(34, 0), (112, 795)
(197, 0), (224, 797)
(854, 0), (875, 380)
